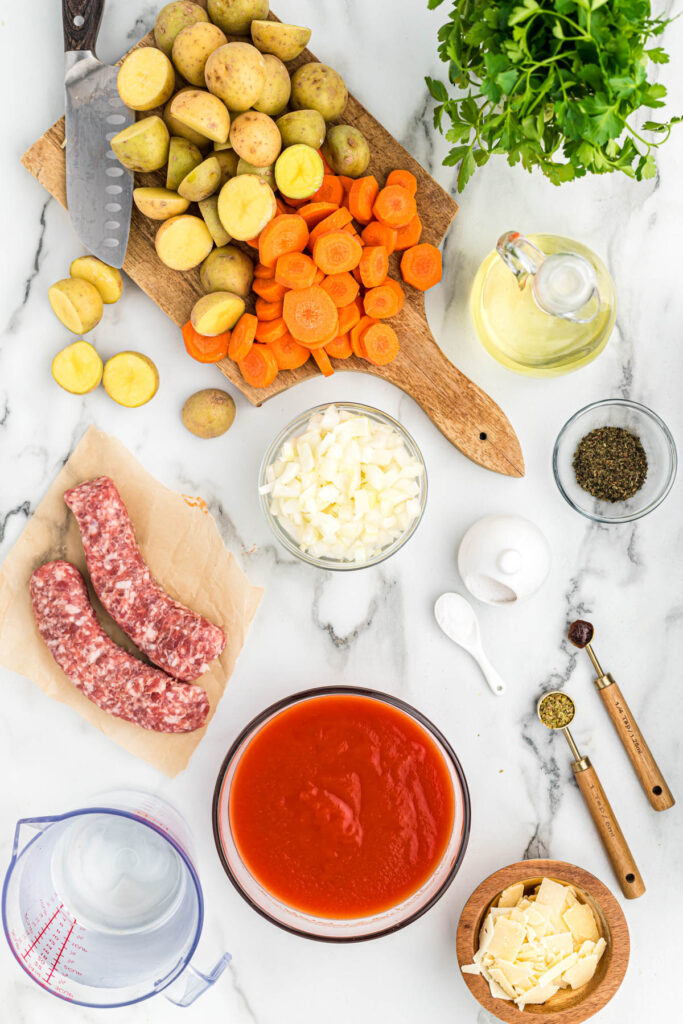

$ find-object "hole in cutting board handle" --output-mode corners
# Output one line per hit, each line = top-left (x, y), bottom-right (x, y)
(479, 432), (487, 441)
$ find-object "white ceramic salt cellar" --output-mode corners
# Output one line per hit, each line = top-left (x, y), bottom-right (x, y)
(457, 515), (551, 605)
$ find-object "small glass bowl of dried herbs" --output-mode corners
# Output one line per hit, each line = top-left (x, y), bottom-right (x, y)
(553, 399), (676, 524)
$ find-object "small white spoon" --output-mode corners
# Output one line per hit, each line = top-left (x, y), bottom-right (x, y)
(434, 592), (507, 696)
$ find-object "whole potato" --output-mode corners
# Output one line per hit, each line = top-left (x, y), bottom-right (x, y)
(207, 0), (268, 34)
(322, 124), (370, 178)
(164, 88), (213, 149)
(117, 48), (176, 111)
(169, 89), (230, 143)
(276, 109), (325, 150)
(178, 155), (222, 200)
(111, 116), (170, 172)
(214, 147), (239, 184)
(253, 54), (290, 116)
(182, 389), (236, 438)
(154, 1), (209, 56)
(204, 42), (265, 112)
(200, 245), (254, 296)
(48, 279), (103, 334)
(134, 187), (190, 219)
(250, 20), (311, 61)
(229, 111), (281, 167)
(290, 63), (348, 121)
(236, 158), (275, 189)
(166, 136), (203, 190)
(172, 21), (227, 86)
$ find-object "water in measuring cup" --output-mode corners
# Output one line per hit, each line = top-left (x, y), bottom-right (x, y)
(51, 813), (186, 934)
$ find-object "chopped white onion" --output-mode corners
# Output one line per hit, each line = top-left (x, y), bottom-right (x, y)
(261, 405), (423, 562)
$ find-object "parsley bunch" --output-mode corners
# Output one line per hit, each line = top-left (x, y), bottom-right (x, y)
(426, 0), (679, 189)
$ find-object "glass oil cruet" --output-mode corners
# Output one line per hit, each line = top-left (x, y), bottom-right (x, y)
(470, 231), (616, 377)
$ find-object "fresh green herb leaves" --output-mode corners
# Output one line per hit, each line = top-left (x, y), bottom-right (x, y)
(426, 0), (680, 189)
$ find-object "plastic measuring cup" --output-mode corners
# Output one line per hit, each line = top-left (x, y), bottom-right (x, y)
(2, 790), (229, 1008)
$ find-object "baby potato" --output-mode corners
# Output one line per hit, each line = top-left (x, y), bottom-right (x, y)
(199, 196), (231, 246)
(274, 144), (324, 199)
(52, 341), (103, 395)
(164, 88), (213, 149)
(207, 0), (268, 34)
(290, 63), (348, 121)
(200, 244), (254, 295)
(191, 291), (245, 335)
(204, 42), (265, 112)
(169, 89), (230, 143)
(166, 136), (203, 190)
(276, 109), (325, 150)
(155, 215), (214, 270)
(134, 186), (190, 219)
(182, 388), (236, 438)
(253, 54), (290, 117)
(117, 47), (176, 111)
(110, 116), (170, 172)
(48, 279), (103, 334)
(322, 124), (370, 178)
(236, 158), (275, 189)
(217, 174), (276, 240)
(69, 256), (123, 304)
(172, 21), (227, 86)
(229, 111), (281, 167)
(214, 147), (239, 184)
(250, 20), (311, 61)
(178, 155), (221, 200)
(155, 1), (209, 55)
(103, 352), (159, 408)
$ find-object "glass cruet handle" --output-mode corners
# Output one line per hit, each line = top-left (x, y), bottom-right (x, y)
(496, 230), (546, 290)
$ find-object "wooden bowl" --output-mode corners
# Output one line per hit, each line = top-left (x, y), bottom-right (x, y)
(456, 860), (629, 1024)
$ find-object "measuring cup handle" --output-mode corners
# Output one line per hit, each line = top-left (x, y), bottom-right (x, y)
(11, 817), (60, 859)
(162, 953), (231, 1007)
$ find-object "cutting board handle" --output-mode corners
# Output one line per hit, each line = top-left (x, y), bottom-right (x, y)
(63, 0), (104, 53)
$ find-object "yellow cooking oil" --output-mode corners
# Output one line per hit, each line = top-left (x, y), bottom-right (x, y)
(470, 234), (616, 377)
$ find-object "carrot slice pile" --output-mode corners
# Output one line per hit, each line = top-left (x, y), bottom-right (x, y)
(400, 243), (443, 291)
(312, 176), (344, 205)
(361, 221), (397, 253)
(320, 271), (359, 308)
(350, 315), (378, 357)
(372, 185), (417, 228)
(363, 284), (401, 319)
(298, 202), (339, 228)
(252, 278), (287, 302)
(338, 300), (362, 334)
(275, 252), (317, 290)
(308, 208), (353, 247)
(267, 332), (310, 370)
(348, 176), (379, 224)
(394, 215), (422, 250)
(325, 333), (353, 359)
(228, 313), (257, 362)
(254, 262), (275, 279)
(259, 214), (309, 268)
(254, 297), (283, 321)
(255, 317), (288, 343)
(238, 343), (278, 388)
(182, 322), (230, 363)
(282, 286), (339, 348)
(313, 231), (363, 275)
(385, 169), (417, 195)
(359, 246), (389, 289)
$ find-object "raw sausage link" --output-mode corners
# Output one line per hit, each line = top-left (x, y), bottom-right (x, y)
(64, 477), (226, 681)
(30, 562), (210, 733)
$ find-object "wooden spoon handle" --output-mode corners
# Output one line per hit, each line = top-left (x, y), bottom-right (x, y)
(596, 680), (674, 811)
(573, 760), (645, 899)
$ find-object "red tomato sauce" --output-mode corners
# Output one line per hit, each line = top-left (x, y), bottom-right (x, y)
(228, 694), (456, 918)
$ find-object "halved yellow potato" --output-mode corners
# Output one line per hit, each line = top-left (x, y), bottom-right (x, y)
(52, 341), (103, 394)
(103, 352), (159, 407)
(117, 47), (176, 110)
(172, 21), (227, 86)
(166, 136), (203, 191)
(217, 174), (275, 240)
(214, 147), (239, 184)
(69, 257), (123, 304)
(177, 155), (221, 201)
(134, 187), (190, 219)
(110, 116), (170, 172)
(48, 279), (103, 334)
(274, 144), (324, 199)
(155, 215), (214, 270)
(250, 20), (311, 62)
(169, 89), (230, 144)
(198, 196), (231, 246)
(164, 88), (213, 150)
(191, 291), (245, 335)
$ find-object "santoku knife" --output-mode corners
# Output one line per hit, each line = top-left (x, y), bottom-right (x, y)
(63, 0), (133, 268)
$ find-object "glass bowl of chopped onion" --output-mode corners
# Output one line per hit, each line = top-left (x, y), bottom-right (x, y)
(259, 403), (427, 569)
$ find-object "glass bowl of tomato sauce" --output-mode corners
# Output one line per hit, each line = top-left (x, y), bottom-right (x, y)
(212, 686), (471, 941)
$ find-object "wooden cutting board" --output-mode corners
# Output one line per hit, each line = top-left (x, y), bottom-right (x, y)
(22, 21), (524, 478)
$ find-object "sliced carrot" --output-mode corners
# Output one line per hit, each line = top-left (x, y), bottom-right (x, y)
(342, 222), (358, 235)
(372, 185), (417, 228)
(313, 231), (363, 275)
(337, 299), (361, 334)
(350, 315), (378, 358)
(228, 312), (257, 362)
(252, 278), (287, 302)
(363, 284), (401, 319)
(320, 271), (359, 308)
(283, 196), (308, 209)
(338, 175), (354, 195)
(274, 251), (317, 290)
(385, 169), (418, 196)
(325, 333), (353, 359)
(359, 245), (389, 289)
(254, 297), (283, 321)
(312, 175), (344, 205)
(314, 267), (325, 284)
(308, 207), (353, 247)
(318, 149), (333, 174)
(259, 214), (309, 268)
(352, 265), (363, 284)
(361, 220), (397, 253)
(255, 316), (288, 343)
(348, 175), (379, 224)
(254, 262), (275, 279)
(275, 197), (291, 216)
(298, 201), (339, 229)
(400, 243), (443, 290)
(361, 322), (400, 365)
(394, 215), (422, 250)
(382, 276), (405, 313)
(282, 285), (339, 347)
(238, 343), (278, 388)
(267, 332), (310, 370)
(182, 322), (230, 363)
(245, 234), (261, 249)
(312, 347), (334, 377)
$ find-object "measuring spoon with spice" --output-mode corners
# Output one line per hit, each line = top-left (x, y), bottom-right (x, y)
(568, 620), (674, 811)
(537, 690), (645, 899)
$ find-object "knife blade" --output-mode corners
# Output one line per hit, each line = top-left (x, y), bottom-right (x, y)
(63, 0), (133, 268)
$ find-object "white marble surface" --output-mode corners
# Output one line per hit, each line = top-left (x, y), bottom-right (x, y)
(1, 1), (683, 1020)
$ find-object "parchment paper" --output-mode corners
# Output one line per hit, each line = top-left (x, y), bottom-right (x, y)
(0, 427), (262, 776)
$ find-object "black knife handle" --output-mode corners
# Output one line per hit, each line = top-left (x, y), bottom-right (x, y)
(63, 0), (105, 52)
